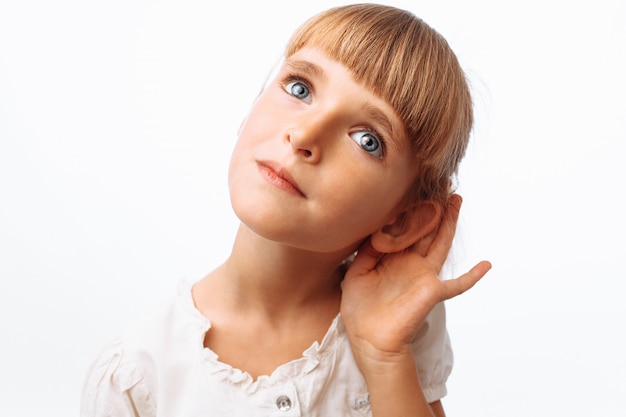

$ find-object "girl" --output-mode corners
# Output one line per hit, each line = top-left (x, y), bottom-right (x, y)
(82, 4), (490, 416)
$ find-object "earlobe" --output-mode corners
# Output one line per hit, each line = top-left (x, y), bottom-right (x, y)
(370, 201), (443, 253)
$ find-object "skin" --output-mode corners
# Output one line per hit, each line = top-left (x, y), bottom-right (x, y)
(193, 47), (491, 416)
(343, 195), (491, 416)
(228, 48), (419, 255)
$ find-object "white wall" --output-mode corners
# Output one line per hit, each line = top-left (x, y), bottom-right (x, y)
(1, 0), (624, 415)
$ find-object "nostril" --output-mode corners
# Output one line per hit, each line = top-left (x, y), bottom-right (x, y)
(304, 150), (312, 157)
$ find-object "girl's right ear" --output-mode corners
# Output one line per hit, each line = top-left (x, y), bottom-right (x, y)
(370, 200), (443, 254)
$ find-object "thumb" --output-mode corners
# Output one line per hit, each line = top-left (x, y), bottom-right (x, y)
(441, 260), (492, 301)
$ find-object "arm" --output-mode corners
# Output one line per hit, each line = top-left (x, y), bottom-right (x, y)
(430, 400), (446, 417)
(341, 195), (490, 416)
(351, 344), (435, 416)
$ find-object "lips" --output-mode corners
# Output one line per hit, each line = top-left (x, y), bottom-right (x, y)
(257, 160), (305, 197)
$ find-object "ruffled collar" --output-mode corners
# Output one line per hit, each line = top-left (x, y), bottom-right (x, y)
(177, 280), (345, 389)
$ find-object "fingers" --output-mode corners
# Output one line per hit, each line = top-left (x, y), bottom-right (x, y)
(425, 194), (462, 267)
(441, 260), (492, 301)
(412, 226), (436, 257)
(348, 238), (383, 276)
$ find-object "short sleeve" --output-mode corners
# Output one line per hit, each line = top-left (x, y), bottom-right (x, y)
(411, 302), (453, 403)
(80, 339), (157, 417)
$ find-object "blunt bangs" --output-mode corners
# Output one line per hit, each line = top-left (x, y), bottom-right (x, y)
(285, 4), (473, 203)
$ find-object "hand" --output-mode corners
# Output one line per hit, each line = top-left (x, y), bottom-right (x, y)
(340, 194), (491, 360)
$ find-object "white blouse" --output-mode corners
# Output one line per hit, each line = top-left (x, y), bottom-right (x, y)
(81, 281), (453, 416)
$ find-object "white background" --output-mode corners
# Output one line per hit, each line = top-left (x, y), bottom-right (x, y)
(1, 0), (625, 415)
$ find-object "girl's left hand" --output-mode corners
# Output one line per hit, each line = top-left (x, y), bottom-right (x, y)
(340, 195), (491, 360)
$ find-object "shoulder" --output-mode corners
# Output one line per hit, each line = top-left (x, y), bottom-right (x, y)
(80, 336), (158, 417)
(412, 301), (449, 352)
(108, 280), (211, 358)
(80, 280), (209, 416)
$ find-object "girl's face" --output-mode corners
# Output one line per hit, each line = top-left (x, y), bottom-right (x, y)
(228, 47), (418, 254)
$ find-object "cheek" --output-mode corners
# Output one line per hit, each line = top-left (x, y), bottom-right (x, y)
(227, 134), (249, 183)
(232, 108), (282, 158)
(227, 111), (273, 182)
(319, 172), (407, 232)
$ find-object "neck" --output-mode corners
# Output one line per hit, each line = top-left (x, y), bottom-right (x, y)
(196, 223), (354, 320)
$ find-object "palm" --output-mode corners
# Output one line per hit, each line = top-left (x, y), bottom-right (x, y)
(340, 196), (491, 355)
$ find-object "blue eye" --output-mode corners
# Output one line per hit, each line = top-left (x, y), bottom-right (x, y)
(285, 81), (311, 102)
(350, 131), (383, 158)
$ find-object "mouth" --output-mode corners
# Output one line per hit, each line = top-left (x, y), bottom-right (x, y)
(257, 160), (306, 197)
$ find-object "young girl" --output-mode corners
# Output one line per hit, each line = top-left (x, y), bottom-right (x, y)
(81, 4), (490, 416)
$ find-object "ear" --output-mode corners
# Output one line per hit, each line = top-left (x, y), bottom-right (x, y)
(370, 201), (442, 254)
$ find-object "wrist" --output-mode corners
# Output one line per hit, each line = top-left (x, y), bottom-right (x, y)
(350, 341), (433, 416)
(349, 337), (415, 380)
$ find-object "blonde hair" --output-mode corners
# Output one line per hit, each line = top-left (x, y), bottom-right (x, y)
(285, 4), (473, 204)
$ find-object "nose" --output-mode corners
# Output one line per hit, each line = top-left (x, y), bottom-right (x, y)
(285, 112), (336, 163)
(287, 128), (316, 160)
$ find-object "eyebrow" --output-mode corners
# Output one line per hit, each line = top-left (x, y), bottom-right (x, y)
(283, 59), (327, 82)
(362, 102), (398, 147)
(284, 57), (401, 150)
